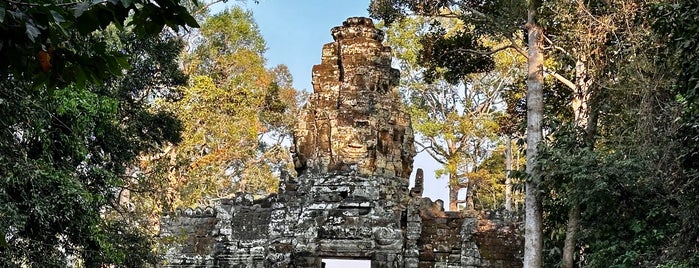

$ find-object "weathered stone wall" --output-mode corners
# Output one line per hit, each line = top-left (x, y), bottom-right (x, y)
(267, 172), (408, 267)
(161, 195), (273, 267)
(159, 17), (522, 268)
(161, 208), (218, 267)
(412, 209), (522, 268)
(474, 211), (523, 268)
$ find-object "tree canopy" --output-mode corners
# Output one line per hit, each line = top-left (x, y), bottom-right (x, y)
(371, 0), (699, 267)
(0, 0), (199, 266)
(134, 6), (300, 213)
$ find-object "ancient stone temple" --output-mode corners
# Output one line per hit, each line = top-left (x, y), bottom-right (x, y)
(160, 17), (522, 268)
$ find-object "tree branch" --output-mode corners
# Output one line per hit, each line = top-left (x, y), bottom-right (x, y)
(7, 0), (94, 7)
(453, 43), (515, 57)
(415, 139), (448, 165)
(192, 0), (227, 17)
(506, 36), (576, 90)
(544, 66), (576, 90)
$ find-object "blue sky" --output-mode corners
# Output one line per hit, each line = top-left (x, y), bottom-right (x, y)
(221, 0), (450, 205)
(242, 0), (372, 91)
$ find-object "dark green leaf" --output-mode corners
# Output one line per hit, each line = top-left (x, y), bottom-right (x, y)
(49, 10), (65, 24)
(25, 22), (40, 42)
(73, 2), (90, 18)
(0, 6), (5, 23)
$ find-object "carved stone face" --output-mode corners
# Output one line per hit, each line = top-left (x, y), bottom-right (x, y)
(339, 131), (367, 163)
(292, 16), (415, 179)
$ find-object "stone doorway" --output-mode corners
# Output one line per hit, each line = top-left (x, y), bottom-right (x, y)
(322, 258), (370, 268)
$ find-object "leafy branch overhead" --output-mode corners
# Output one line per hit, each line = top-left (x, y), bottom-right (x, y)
(371, 0), (529, 85)
(420, 28), (495, 84)
(0, 0), (199, 85)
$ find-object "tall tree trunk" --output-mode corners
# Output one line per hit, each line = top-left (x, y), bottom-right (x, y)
(449, 173), (458, 211)
(465, 180), (475, 210)
(524, 0), (544, 266)
(505, 137), (513, 211)
(562, 55), (597, 268)
(562, 204), (580, 268)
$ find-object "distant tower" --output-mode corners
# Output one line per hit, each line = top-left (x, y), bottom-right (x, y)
(292, 17), (415, 179)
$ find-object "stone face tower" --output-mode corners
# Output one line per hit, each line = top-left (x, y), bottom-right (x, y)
(293, 17), (415, 179)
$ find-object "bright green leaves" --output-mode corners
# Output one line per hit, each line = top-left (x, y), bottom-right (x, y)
(200, 7), (265, 54)
(139, 6), (300, 209)
(54, 85), (118, 128)
(185, 7), (266, 78)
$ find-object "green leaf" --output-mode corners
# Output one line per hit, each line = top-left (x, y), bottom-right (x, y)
(0, 230), (7, 248)
(74, 2), (90, 18)
(50, 10), (65, 24)
(0, 6), (5, 23)
(25, 22), (40, 42)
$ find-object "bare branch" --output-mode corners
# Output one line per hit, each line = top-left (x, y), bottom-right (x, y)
(506, 37), (576, 90)
(543, 35), (571, 58)
(192, 0), (227, 17)
(7, 0), (96, 7)
(452, 43), (515, 57)
(415, 139), (448, 165)
(544, 66), (576, 90)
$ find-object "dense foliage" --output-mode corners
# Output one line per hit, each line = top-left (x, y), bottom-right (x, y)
(0, 0), (197, 266)
(382, 16), (526, 211)
(2, 0), (697, 266)
(0, 0), (197, 87)
(135, 7), (300, 213)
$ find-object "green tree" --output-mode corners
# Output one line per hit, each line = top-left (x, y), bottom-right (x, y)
(374, 1), (699, 267)
(183, 7), (266, 78)
(370, 1), (549, 265)
(654, 1), (699, 264)
(536, 1), (699, 267)
(0, 0), (196, 265)
(0, 0), (197, 87)
(0, 25), (191, 268)
(141, 7), (300, 210)
(383, 16), (524, 211)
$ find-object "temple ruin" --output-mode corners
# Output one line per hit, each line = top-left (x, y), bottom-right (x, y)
(160, 17), (522, 268)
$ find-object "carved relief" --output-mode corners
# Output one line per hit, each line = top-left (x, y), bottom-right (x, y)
(292, 17), (415, 179)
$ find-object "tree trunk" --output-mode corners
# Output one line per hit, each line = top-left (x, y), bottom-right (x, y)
(562, 204), (580, 268)
(449, 173), (459, 211)
(562, 54), (597, 268)
(524, 1), (544, 266)
(465, 180), (475, 210)
(505, 137), (513, 211)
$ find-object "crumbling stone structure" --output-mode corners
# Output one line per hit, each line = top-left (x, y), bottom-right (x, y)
(160, 17), (522, 268)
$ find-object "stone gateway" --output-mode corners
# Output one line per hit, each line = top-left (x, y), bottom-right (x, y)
(160, 17), (522, 268)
